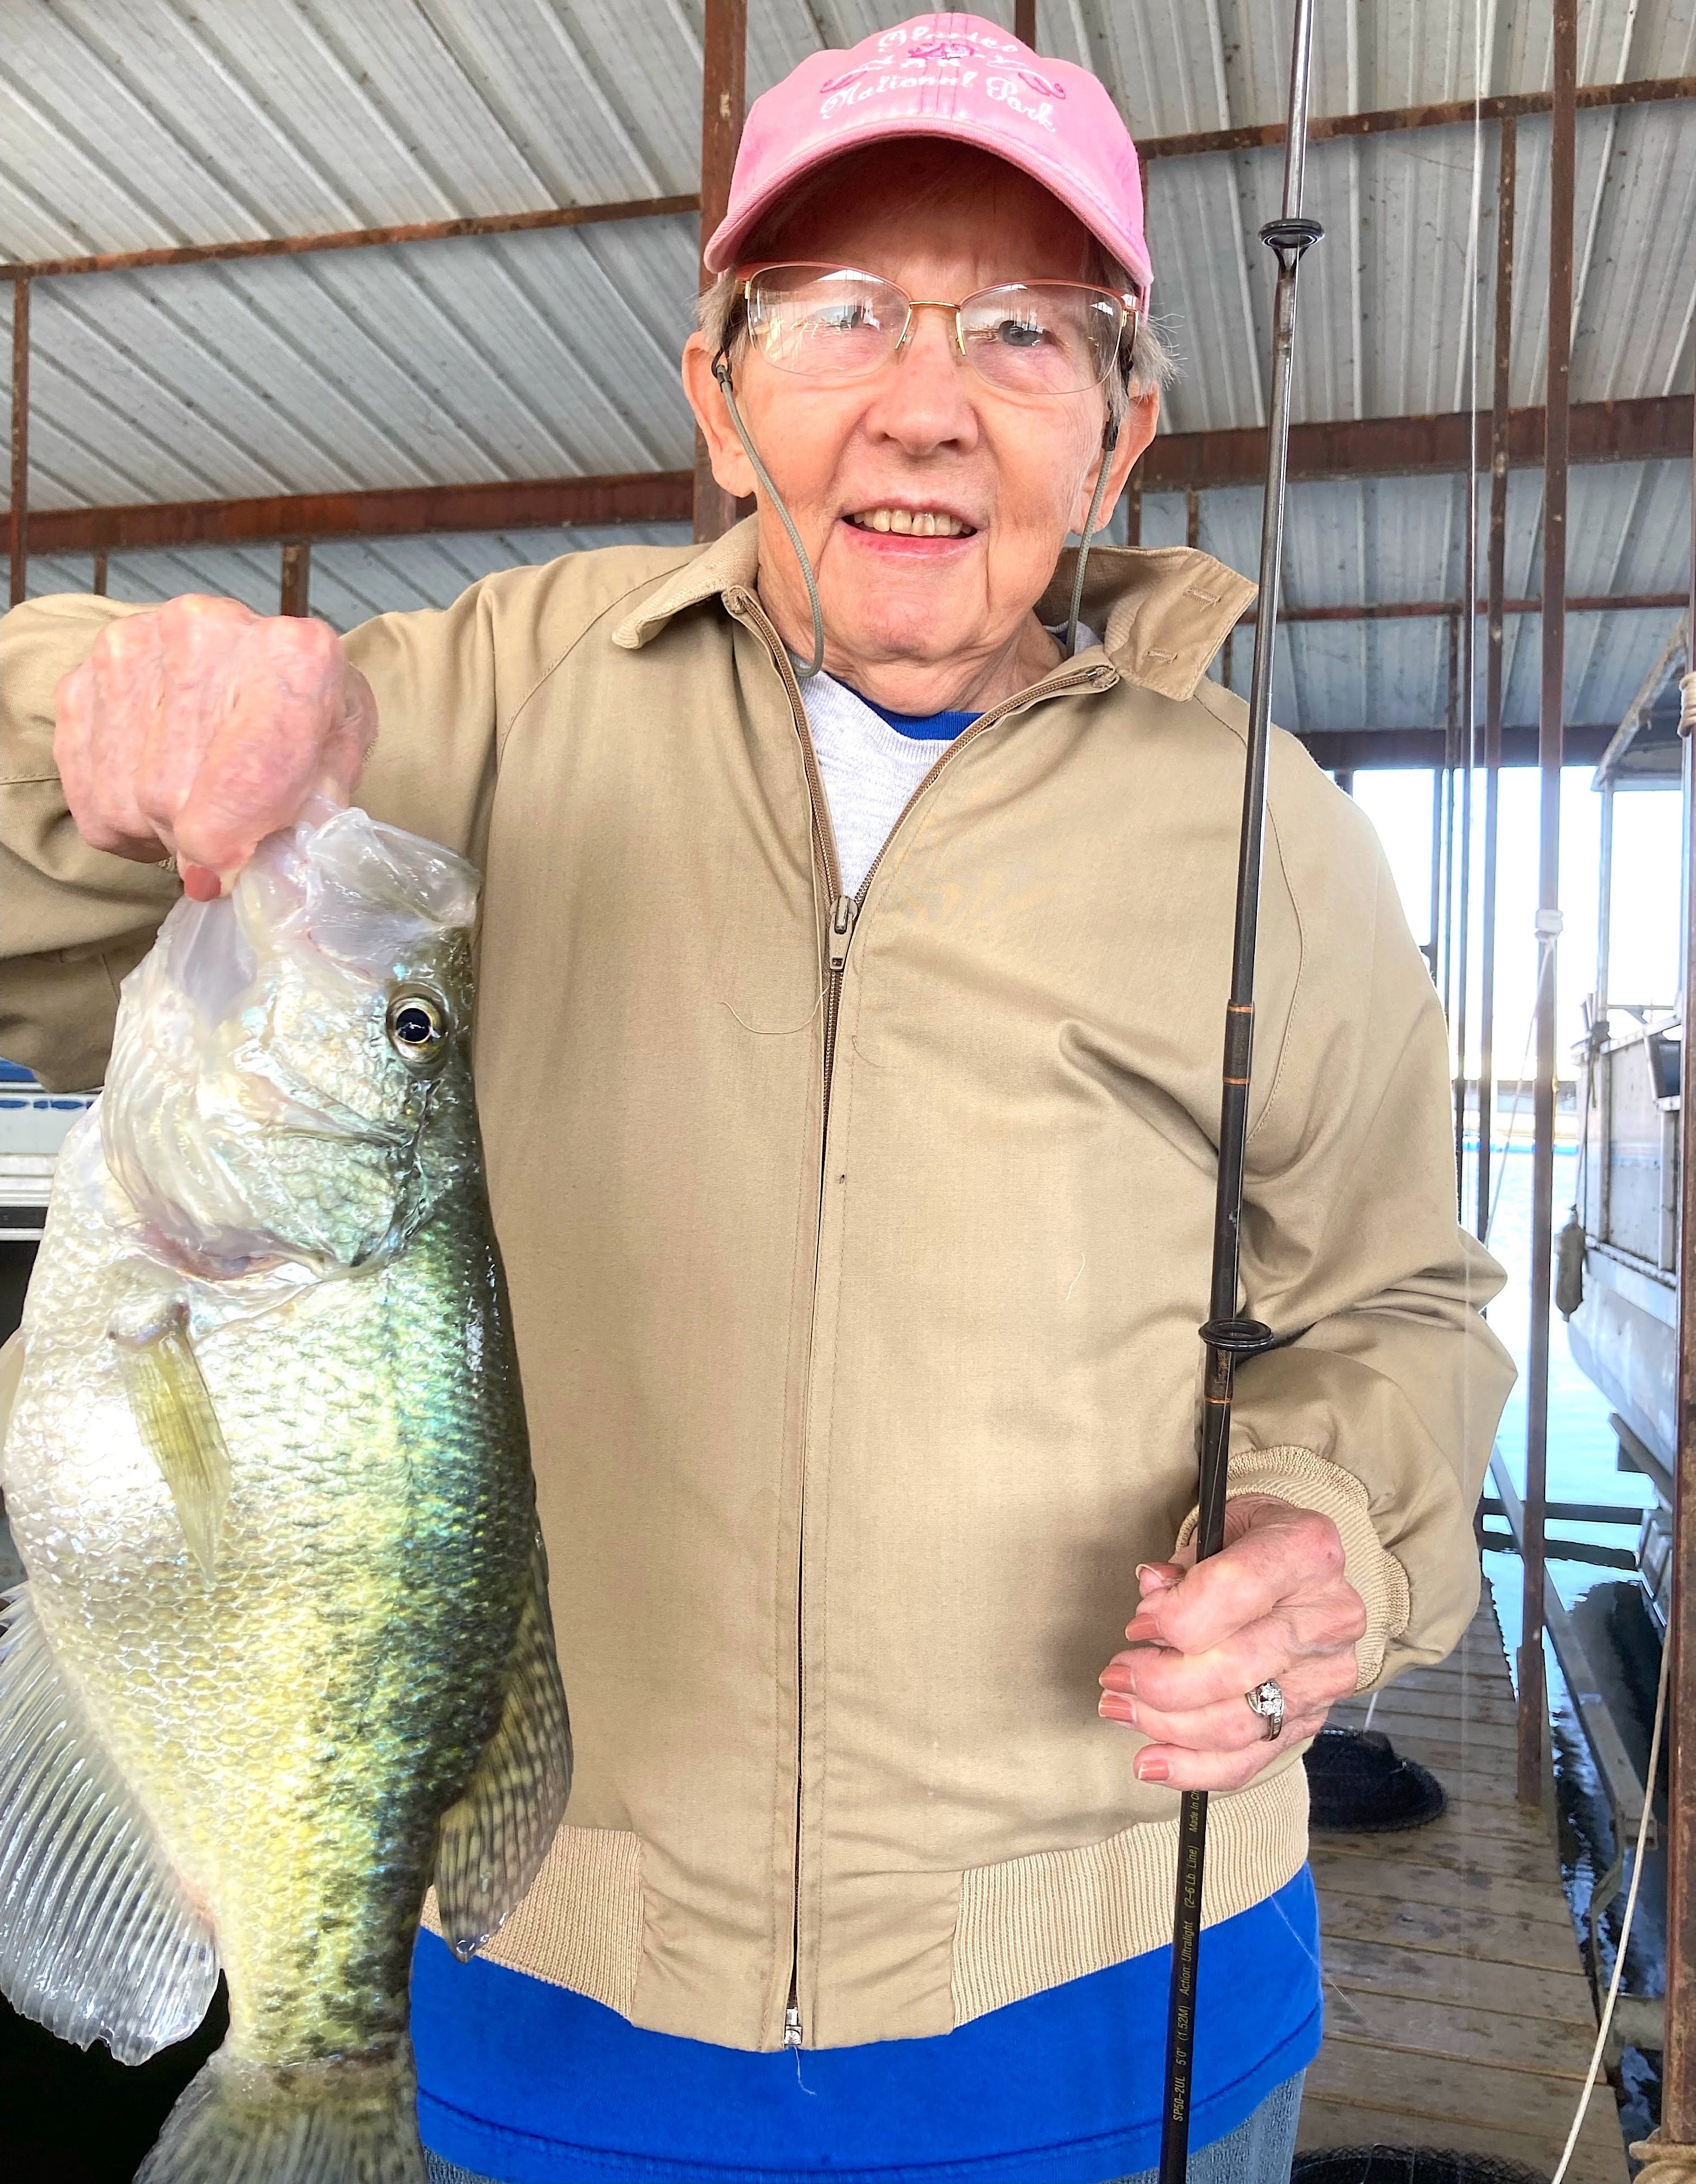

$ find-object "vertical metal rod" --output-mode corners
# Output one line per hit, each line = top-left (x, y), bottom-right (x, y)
(1663, 258), (1696, 2162)
(1518, 0), (1575, 1807)
(1428, 763), (1444, 980)
(1156, 6), (1321, 2177)
(91, 550), (108, 597)
(1440, 616), (1459, 1022)
(1014, 0), (1038, 44)
(1595, 780), (1613, 1025)
(8, 275), (28, 608)
(1477, 117), (1515, 1238)
(279, 540), (311, 617)
(694, 0), (748, 543)
(1335, 769), (1354, 797)
(1186, 486), (1200, 551)
(1455, 596), (1476, 1199)
(1126, 474), (1143, 548)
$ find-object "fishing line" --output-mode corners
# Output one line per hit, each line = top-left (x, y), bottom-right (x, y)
(1548, 1620), (1669, 2184)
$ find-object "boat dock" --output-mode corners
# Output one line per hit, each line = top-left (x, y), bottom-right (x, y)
(1297, 1581), (1626, 2181)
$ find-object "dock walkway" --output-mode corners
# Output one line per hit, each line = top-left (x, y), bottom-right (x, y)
(1298, 1582), (1628, 2182)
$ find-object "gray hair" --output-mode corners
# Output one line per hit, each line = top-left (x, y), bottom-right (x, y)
(697, 262), (1179, 426)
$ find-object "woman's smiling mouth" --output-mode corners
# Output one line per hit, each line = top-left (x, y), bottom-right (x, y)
(843, 506), (978, 539)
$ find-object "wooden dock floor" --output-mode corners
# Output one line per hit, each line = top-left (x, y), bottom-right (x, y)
(1298, 1581), (1627, 2182)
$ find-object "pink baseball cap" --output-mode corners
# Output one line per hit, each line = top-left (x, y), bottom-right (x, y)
(703, 11), (1152, 296)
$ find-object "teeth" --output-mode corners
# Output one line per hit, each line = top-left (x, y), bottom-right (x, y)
(852, 508), (969, 537)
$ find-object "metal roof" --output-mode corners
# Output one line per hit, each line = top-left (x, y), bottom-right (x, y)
(4, 0), (1693, 737)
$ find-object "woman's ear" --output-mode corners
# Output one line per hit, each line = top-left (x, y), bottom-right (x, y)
(1067, 385), (1160, 538)
(681, 334), (759, 500)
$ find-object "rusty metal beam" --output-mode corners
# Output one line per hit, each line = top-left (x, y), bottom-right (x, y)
(0, 79), (1681, 292)
(694, 0), (747, 544)
(1298, 725), (1612, 771)
(1136, 72), (1694, 162)
(10, 472), (694, 555)
(1477, 116), (1515, 1241)
(0, 196), (699, 283)
(1247, 590), (1683, 625)
(1141, 394), (1690, 491)
(1014, 0), (1037, 45)
(8, 276), (27, 607)
(1520, 0), (1578, 1811)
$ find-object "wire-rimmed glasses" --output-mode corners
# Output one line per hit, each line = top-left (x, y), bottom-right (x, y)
(736, 264), (1141, 399)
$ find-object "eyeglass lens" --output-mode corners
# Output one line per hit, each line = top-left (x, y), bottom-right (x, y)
(744, 266), (1123, 395)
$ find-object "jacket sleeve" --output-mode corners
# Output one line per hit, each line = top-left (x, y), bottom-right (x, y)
(0, 583), (510, 1092)
(1181, 744), (1517, 1691)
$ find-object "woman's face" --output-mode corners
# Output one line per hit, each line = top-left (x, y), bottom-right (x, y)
(684, 145), (1156, 706)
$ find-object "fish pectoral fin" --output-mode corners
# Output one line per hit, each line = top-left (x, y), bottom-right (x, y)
(433, 1525), (573, 1962)
(0, 1585), (218, 2062)
(108, 1298), (231, 1577)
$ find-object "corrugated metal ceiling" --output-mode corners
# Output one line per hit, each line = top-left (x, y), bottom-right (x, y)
(3, 0), (1693, 736)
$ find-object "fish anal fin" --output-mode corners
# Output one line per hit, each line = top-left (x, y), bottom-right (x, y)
(434, 1527), (573, 1961)
(0, 1585), (218, 2062)
(109, 1298), (231, 1576)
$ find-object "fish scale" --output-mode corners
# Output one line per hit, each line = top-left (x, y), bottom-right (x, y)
(0, 806), (572, 2183)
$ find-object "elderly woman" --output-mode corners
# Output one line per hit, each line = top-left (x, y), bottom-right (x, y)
(0, 13), (1511, 2184)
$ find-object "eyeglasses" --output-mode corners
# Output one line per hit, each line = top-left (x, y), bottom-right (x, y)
(736, 263), (1141, 399)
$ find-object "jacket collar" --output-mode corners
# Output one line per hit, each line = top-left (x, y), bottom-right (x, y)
(611, 518), (1254, 704)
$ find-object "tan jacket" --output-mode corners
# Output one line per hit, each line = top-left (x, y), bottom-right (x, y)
(0, 525), (1514, 2051)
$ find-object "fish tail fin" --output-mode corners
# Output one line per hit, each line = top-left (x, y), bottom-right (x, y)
(136, 2039), (426, 2184)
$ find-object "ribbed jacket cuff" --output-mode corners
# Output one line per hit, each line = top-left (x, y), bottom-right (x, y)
(1176, 1444), (1412, 1688)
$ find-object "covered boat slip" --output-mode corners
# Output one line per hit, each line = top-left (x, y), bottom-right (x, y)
(1305, 1586), (1628, 2182)
(3, 1), (1695, 2180)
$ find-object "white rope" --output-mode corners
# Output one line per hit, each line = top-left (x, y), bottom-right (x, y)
(1548, 1622), (1671, 2183)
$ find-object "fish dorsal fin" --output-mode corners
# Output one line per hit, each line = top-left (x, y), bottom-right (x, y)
(0, 1585), (218, 2061)
(108, 1298), (232, 1577)
(433, 1527), (573, 1961)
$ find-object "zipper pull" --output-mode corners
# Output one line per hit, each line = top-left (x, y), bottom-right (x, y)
(827, 893), (857, 973)
(784, 2002), (804, 2048)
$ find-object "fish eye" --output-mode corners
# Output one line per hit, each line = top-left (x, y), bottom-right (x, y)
(386, 989), (449, 1065)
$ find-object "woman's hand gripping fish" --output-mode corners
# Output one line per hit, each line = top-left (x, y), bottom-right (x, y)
(0, 806), (572, 2183)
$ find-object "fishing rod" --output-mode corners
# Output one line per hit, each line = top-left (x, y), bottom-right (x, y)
(1155, 3), (1323, 2178)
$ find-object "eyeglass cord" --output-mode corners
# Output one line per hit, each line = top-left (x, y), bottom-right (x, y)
(714, 358), (826, 680)
(713, 353), (1120, 680)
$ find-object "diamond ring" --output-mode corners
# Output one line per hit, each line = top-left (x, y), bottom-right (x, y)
(1245, 1679), (1285, 1741)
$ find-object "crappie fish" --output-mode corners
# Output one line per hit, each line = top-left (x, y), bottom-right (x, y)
(0, 805), (571, 2183)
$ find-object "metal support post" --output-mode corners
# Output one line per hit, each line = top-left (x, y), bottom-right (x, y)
(91, 551), (108, 597)
(1186, 486), (1200, 550)
(279, 541), (311, 617)
(1428, 764), (1444, 978)
(1661, 245), (1696, 2171)
(1477, 117), (1515, 1237)
(1014, 0), (1037, 43)
(694, 0), (748, 543)
(8, 275), (27, 607)
(1518, 0), (1575, 1807)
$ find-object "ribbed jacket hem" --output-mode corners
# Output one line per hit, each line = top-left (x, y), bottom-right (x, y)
(951, 1758), (1308, 2024)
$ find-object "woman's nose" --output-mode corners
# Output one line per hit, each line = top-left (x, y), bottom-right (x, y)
(871, 307), (976, 447)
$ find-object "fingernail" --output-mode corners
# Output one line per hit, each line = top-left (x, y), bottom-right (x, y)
(180, 863), (223, 902)
(1135, 1754), (1170, 1783)
(1098, 1665), (1135, 1694)
(1123, 1613), (1160, 1643)
(1136, 1562), (1172, 1592)
(1099, 1694), (1135, 1723)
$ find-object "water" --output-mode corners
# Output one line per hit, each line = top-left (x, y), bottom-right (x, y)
(1464, 1135), (1667, 2147)
(1472, 1137), (1657, 1573)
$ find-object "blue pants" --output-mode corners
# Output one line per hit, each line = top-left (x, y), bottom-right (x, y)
(422, 2065), (1305, 2184)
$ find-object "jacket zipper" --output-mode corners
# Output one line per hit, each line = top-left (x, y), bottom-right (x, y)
(731, 590), (1112, 2048)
